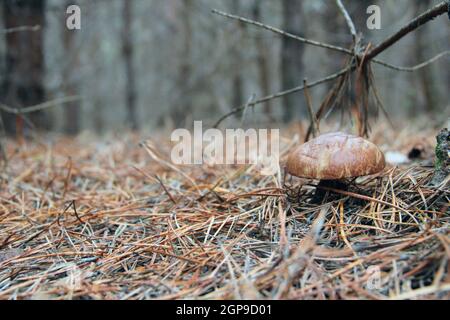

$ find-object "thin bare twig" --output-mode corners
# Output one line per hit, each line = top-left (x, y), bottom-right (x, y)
(212, 9), (352, 55)
(366, 1), (449, 60)
(0, 25), (41, 34)
(212, 3), (448, 129)
(211, 7), (408, 72)
(335, 0), (357, 42)
(0, 96), (81, 115)
(213, 66), (351, 128)
(373, 50), (450, 72)
(154, 175), (177, 205)
(303, 79), (319, 138)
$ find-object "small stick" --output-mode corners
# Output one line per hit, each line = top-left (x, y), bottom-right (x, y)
(211, 7), (407, 71)
(335, 0), (357, 43)
(0, 25), (41, 34)
(366, 1), (449, 60)
(315, 185), (412, 216)
(303, 79), (319, 139)
(373, 50), (450, 72)
(154, 174), (177, 205)
(212, 9), (352, 55)
(0, 96), (80, 115)
(213, 4), (448, 74)
(213, 66), (351, 128)
(133, 165), (177, 204)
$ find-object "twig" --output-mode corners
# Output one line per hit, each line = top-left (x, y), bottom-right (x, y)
(335, 0), (357, 43)
(59, 200), (84, 226)
(0, 25), (41, 34)
(315, 185), (413, 216)
(303, 79), (319, 138)
(366, 1), (449, 60)
(212, 9), (352, 55)
(141, 141), (201, 194)
(213, 66), (351, 128)
(211, 6), (447, 86)
(367, 65), (394, 130)
(240, 94), (256, 127)
(305, 67), (350, 142)
(0, 96), (81, 115)
(154, 175), (177, 205)
(372, 50), (450, 72)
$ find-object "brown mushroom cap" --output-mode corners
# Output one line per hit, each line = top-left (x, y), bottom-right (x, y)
(286, 132), (385, 180)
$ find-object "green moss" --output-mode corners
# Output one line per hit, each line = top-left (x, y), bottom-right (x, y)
(435, 143), (443, 170)
(432, 128), (449, 185)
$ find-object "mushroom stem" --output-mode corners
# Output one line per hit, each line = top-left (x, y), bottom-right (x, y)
(313, 179), (349, 203)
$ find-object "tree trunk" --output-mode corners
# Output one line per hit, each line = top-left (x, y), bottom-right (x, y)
(171, 0), (193, 128)
(1, 0), (47, 134)
(122, 0), (138, 130)
(281, 0), (305, 123)
(63, 0), (80, 134)
(230, 0), (243, 112)
(414, 0), (438, 114)
(252, 3), (273, 120)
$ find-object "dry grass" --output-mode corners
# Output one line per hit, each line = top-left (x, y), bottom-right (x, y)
(0, 121), (448, 300)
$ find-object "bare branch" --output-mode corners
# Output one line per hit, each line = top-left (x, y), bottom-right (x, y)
(303, 79), (320, 138)
(213, 67), (351, 128)
(212, 9), (352, 55)
(212, 1), (449, 130)
(335, 0), (357, 42)
(366, 1), (449, 60)
(373, 50), (450, 72)
(0, 25), (41, 34)
(0, 96), (81, 115)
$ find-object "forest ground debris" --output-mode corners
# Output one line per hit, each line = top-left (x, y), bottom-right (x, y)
(0, 121), (448, 300)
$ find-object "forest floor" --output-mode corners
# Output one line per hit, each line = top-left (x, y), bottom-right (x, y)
(0, 120), (448, 300)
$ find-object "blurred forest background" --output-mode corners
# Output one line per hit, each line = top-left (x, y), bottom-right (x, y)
(0, 0), (449, 135)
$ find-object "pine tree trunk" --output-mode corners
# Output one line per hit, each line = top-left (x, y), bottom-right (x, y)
(123, 0), (138, 130)
(414, 0), (438, 114)
(63, 0), (80, 134)
(252, 3), (273, 120)
(230, 0), (243, 112)
(1, 0), (47, 134)
(281, 0), (305, 123)
(172, 0), (193, 128)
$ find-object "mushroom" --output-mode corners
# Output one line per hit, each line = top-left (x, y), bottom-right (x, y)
(286, 132), (385, 200)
